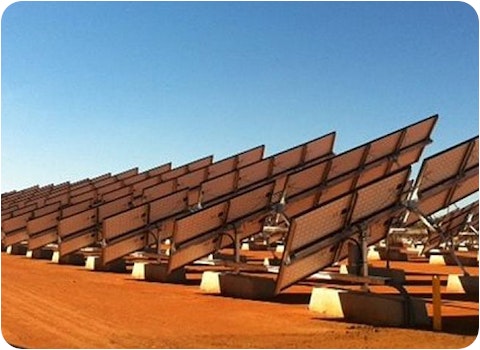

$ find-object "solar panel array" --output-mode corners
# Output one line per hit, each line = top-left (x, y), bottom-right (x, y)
(165, 115), (437, 273)
(2, 113), (479, 301)
(100, 133), (335, 264)
(405, 136), (479, 225)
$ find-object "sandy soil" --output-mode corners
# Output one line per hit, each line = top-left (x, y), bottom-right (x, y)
(1, 252), (478, 349)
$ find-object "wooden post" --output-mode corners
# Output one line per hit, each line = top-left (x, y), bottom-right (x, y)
(432, 274), (442, 331)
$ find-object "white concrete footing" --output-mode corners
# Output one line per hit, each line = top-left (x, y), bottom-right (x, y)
(309, 287), (345, 318)
(131, 262), (147, 280)
(200, 271), (221, 293)
(429, 254), (446, 265)
(367, 249), (381, 261)
(52, 251), (60, 263)
(447, 274), (465, 293)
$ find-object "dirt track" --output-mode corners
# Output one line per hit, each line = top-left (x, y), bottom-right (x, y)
(1, 253), (478, 348)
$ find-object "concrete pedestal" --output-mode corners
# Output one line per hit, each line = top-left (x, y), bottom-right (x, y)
(309, 287), (430, 328)
(429, 254), (446, 265)
(219, 273), (276, 300)
(367, 249), (381, 261)
(131, 261), (147, 280)
(200, 271), (221, 293)
(240, 242), (250, 250)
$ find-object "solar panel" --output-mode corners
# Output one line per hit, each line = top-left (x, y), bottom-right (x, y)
(406, 136), (479, 225)
(101, 205), (148, 240)
(8, 203), (39, 217)
(176, 168), (209, 190)
(115, 167), (139, 180)
(2, 228), (29, 246)
(70, 184), (95, 198)
(205, 146), (265, 180)
(3, 213), (33, 234)
(167, 183), (275, 272)
(101, 233), (148, 265)
(275, 168), (410, 293)
(29, 229), (58, 250)
(101, 186), (132, 203)
(442, 201), (479, 234)
(416, 136), (478, 194)
(122, 172), (149, 186)
(146, 163), (172, 177)
(131, 176), (163, 197)
(161, 156), (213, 181)
(142, 180), (176, 203)
(148, 190), (189, 223)
(173, 202), (230, 245)
(200, 172), (237, 203)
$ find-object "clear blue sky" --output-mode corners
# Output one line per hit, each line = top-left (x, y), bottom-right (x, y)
(1, 1), (478, 192)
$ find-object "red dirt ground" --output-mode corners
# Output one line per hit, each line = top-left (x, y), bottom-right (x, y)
(1, 252), (478, 348)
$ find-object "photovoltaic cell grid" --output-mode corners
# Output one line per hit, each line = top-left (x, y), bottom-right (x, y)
(165, 116), (436, 273)
(275, 167), (411, 293)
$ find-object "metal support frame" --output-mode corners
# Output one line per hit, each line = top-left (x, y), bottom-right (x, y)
(412, 207), (470, 276)
(468, 225), (479, 235)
